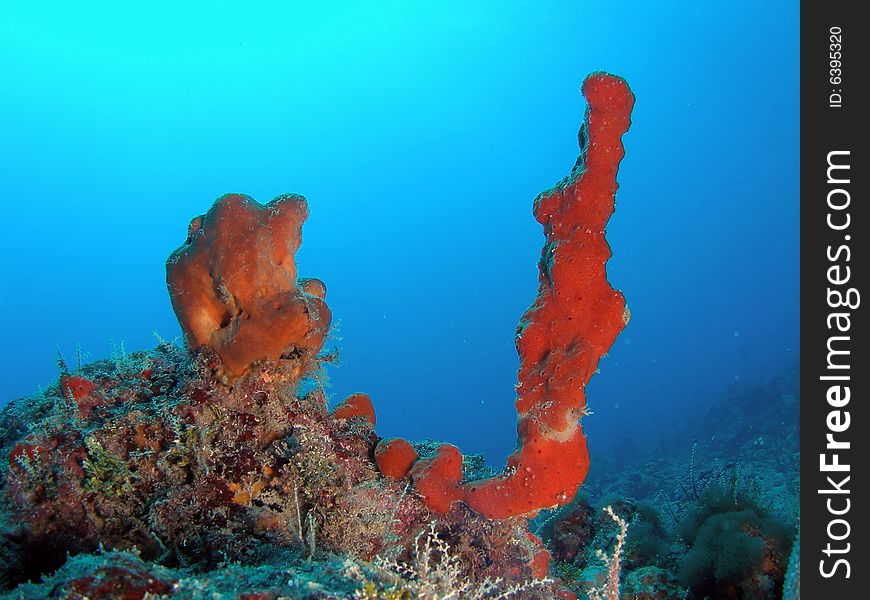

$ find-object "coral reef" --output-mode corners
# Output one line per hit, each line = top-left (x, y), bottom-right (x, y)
(0, 61), (802, 598)
(541, 482), (794, 600)
(1, 344), (556, 597)
(0, 71), (638, 599)
(538, 365), (800, 599)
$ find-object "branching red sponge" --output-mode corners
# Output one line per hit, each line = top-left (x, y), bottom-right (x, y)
(410, 72), (635, 518)
(166, 194), (332, 381)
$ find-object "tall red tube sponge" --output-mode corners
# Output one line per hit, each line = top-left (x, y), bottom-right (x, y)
(411, 72), (635, 518)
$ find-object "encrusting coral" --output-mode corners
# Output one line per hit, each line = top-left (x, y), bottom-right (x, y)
(0, 72), (634, 598)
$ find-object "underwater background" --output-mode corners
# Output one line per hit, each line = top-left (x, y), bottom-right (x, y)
(1, 0), (798, 464)
(0, 2), (799, 598)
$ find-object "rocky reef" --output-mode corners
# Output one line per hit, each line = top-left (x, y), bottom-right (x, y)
(2, 343), (558, 598)
(1, 72), (636, 599)
(537, 366), (800, 600)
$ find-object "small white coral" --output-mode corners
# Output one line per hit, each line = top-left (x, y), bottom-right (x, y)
(587, 505), (629, 600)
(360, 522), (552, 600)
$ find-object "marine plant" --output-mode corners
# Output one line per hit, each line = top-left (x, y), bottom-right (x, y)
(676, 482), (794, 599)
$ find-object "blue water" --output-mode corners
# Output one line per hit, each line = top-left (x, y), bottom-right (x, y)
(0, 1), (798, 465)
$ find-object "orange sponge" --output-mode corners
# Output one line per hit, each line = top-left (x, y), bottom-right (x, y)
(374, 438), (419, 479)
(332, 392), (376, 428)
(411, 73), (635, 518)
(166, 194), (331, 381)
